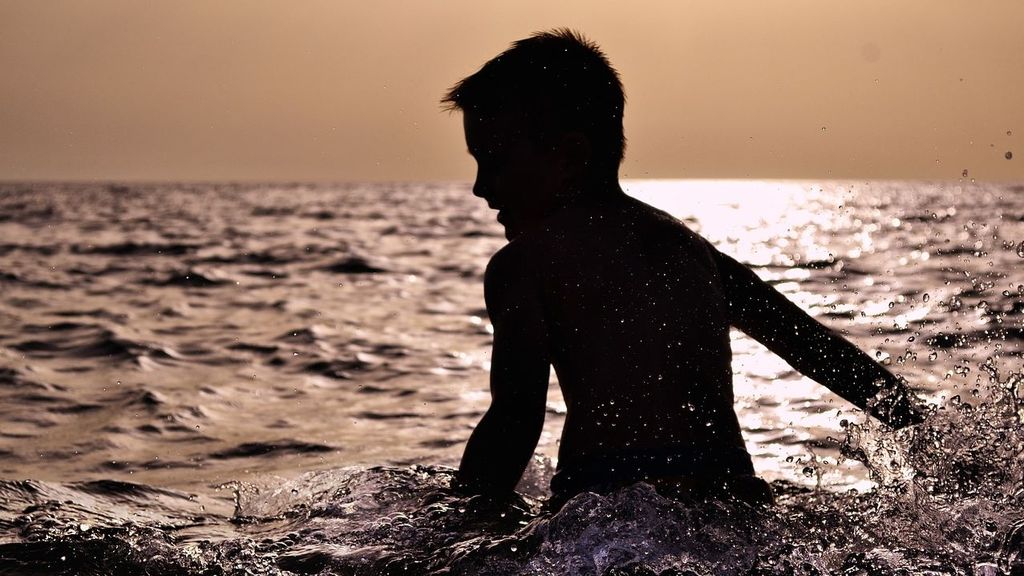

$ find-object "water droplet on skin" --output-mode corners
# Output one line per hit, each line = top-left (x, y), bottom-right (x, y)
(923, 293), (930, 302)
(1016, 243), (1024, 258)
(1007, 151), (1014, 160)
(802, 466), (816, 477)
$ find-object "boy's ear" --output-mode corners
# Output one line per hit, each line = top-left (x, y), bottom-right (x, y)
(559, 131), (592, 178)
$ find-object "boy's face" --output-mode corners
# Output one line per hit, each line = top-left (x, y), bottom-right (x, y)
(463, 111), (565, 240)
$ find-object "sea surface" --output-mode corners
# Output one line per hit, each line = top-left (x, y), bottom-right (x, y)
(0, 180), (1022, 575)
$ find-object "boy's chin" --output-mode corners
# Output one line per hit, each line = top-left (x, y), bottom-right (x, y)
(496, 214), (518, 239)
(500, 217), (540, 241)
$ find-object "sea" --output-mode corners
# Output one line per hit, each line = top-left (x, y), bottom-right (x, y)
(0, 179), (1022, 575)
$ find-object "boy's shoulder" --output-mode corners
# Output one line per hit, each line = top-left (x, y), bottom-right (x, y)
(485, 196), (720, 283)
(483, 238), (544, 305)
(485, 237), (533, 277)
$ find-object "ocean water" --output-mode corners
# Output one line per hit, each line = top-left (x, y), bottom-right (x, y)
(0, 179), (1021, 575)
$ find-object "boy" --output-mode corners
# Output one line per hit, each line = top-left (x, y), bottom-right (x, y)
(442, 29), (925, 509)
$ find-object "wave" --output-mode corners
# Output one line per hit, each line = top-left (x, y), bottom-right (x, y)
(2, 374), (1024, 575)
(209, 441), (336, 460)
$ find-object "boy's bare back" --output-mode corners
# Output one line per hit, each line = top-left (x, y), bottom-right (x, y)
(488, 193), (750, 500)
(442, 30), (925, 508)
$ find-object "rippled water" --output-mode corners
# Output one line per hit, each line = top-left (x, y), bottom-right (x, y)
(0, 180), (1022, 575)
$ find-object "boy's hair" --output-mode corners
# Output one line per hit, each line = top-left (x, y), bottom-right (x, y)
(442, 29), (626, 176)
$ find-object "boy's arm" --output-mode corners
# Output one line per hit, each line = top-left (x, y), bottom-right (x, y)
(455, 245), (550, 497)
(711, 247), (926, 428)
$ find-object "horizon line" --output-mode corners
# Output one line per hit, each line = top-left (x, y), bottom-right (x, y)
(2, 177), (1022, 187)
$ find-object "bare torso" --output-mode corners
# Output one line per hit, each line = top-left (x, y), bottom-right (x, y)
(504, 193), (752, 493)
(457, 189), (922, 502)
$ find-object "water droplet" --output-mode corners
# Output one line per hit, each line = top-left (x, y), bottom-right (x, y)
(1007, 151), (1014, 160)
(976, 562), (1000, 576)
(962, 169), (969, 177)
(802, 466), (816, 477)
(923, 293), (930, 302)
(1016, 243), (1024, 258)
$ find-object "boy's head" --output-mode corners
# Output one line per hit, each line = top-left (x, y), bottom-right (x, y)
(443, 29), (625, 238)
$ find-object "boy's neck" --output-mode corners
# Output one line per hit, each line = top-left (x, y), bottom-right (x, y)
(508, 176), (624, 241)
(559, 176), (625, 208)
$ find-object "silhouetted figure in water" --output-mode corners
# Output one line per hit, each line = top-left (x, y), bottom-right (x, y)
(443, 29), (926, 510)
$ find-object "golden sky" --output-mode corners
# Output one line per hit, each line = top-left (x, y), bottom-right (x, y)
(1, 1), (1021, 182)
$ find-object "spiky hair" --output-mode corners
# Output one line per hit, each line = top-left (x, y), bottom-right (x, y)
(442, 29), (626, 171)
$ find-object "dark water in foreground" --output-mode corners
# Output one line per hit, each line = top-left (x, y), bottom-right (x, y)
(0, 180), (1022, 574)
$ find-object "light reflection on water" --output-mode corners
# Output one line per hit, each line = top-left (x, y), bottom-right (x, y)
(0, 180), (1021, 574)
(628, 180), (1023, 494)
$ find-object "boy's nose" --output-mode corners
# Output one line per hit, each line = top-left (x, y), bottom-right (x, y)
(472, 180), (489, 200)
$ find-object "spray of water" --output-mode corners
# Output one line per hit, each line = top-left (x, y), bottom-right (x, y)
(2, 357), (1022, 575)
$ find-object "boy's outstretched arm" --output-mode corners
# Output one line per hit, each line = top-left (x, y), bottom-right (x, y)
(711, 248), (926, 428)
(455, 245), (550, 497)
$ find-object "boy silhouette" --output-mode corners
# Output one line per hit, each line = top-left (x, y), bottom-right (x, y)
(442, 29), (925, 510)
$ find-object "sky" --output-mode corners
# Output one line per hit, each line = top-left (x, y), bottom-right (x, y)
(1, 1), (1022, 182)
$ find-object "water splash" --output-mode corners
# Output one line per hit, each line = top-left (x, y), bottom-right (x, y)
(3, 359), (1023, 576)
